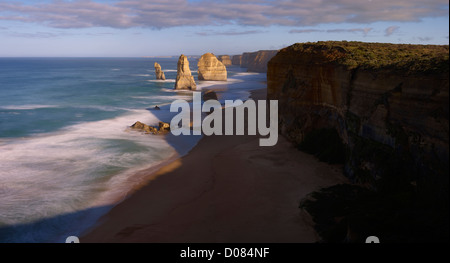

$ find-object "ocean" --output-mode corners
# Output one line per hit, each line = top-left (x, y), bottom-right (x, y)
(0, 57), (266, 242)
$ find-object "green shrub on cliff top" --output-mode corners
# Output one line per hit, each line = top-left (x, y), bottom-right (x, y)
(284, 41), (449, 72)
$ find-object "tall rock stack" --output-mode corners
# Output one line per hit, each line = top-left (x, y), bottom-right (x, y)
(218, 55), (232, 66)
(197, 53), (227, 81)
(174, 54), (197, 90)
(154, 62), (166, 80)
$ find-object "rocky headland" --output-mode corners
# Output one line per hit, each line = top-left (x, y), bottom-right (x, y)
(232, 55), (242, 66)
(268, 41), (449, 242)
(240, 50), (278, 72)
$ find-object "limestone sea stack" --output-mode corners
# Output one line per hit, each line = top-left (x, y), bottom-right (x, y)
(197, 53), (227, 81)
(154, 62), (166, 80)
(218, 55), (232, 66)
(174, 54), (197, 90)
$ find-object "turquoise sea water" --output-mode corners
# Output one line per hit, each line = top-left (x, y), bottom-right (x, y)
(0, 57), (266, 242)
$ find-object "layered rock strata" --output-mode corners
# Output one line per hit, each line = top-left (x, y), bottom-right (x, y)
(240, 50), (278, 72)
(174, 55), (197, 90)
(232, 55), (242, 66)
(218, 55), (232, 66)
(154, 62), (166, 80)
(197, 53), (227, 81)
(268, 41), (449, 193)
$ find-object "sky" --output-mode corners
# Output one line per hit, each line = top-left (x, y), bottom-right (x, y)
(0, 0), (448, 57)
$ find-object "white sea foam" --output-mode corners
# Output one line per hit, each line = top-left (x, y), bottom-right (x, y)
(132, 74), (151, 77)
(0, 105), (60, 110)
(130, 95), (192, 101)
(146, 69), (177, 73)
(151, 95), (193, 101)
(0, 109), (182, 241)
(195, 77), (243, 90)
(0, 111), (20, 115)
(161, 88), (184, 93)
(0, 66), (266, 242)
(147, 79), (176, 83)
(76, 105), (128, 112)
(234, 72), (260, 76)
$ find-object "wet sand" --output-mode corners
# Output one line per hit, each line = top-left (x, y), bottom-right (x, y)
(82, 88), (347, 242)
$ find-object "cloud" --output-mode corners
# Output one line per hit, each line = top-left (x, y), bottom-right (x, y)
(418, 36), (433, 41)
(85, 32), (115, 36)
(0, 1), (136, 29)
(195, 30), (266, 36)
(6, 31), (73, 38)
(290, 27), (373, 36)
(289, 29), (322, 33)
(385, 26), (400, 36)
(0, 0), (447, 29)
(327, 28), (373, 36)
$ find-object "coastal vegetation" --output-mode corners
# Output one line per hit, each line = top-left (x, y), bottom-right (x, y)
(269, 41), (449, 242)
(285, 41), (449, 72)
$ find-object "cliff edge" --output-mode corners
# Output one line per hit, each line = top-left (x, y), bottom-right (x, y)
(268, 41), (449, 195)
(241, 50), (278, 73)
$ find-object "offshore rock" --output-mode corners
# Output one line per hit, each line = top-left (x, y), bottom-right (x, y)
(158, 122), (170, 132)
(218, 55), (232, 66)
(131, 121), (170, 134)
(154, 62), (166, 80)
(197, 53), (227, 81)
(130, 121), (158, 134)
(174, 54), (197, 90)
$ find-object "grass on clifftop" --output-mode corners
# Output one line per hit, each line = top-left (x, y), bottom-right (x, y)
(283, 41), (449, 72)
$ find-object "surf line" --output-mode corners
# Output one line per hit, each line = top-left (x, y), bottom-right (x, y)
(170, 92), (278, 146)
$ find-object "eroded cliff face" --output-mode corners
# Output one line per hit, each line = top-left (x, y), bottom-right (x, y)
(240, 50), (278, 72)
(232, 55), (242, 66)
(268, 42), (449, 194)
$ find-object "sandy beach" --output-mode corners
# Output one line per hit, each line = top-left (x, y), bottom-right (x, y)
(82, 88), (348, 243)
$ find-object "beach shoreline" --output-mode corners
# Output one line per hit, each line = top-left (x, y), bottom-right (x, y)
(81, 88), (348, 243)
